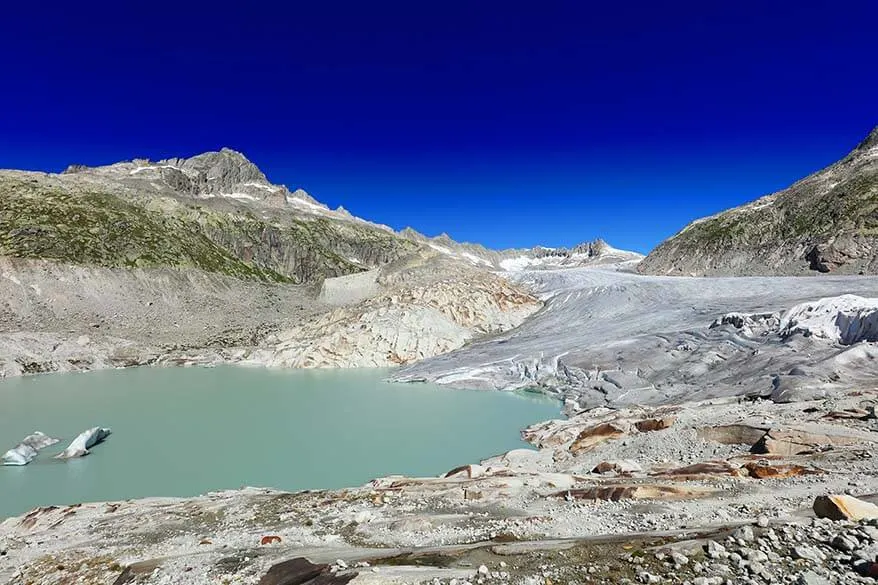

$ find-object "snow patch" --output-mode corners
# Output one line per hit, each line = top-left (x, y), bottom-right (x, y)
(500, 256), (537, 271)
(219, 192), (258, 201)
(129, 164), (181, 175)
(243, 182), (278, 191)
(428, 243), (453, 255)
(460, 252), (492, 266)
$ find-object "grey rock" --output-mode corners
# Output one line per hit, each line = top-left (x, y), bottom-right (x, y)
(734, 525), (755, 542)
(793, 545), (826, 562)
(831, 534), (858, 552)
(705, 540), (727, 560)
(797, 572), (829, 585)
(744, 548), (768, 563)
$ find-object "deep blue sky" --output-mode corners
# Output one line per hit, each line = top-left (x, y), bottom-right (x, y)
(2, 2), (875, 253)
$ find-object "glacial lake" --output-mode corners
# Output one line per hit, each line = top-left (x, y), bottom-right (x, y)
(0, 366), (559, 520)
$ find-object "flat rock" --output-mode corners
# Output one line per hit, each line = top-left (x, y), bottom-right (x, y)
(555, 483), (714, 502)
(813, 494), (878, 521)
(752, 428), (859, 456)
(634, 417), (676, 433)
(592, 459), (643, 475)
(569, 422), (627, 454)
(696, 424), (768, 446)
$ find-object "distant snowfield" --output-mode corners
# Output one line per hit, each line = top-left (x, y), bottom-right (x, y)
(395, 267), (878, 410)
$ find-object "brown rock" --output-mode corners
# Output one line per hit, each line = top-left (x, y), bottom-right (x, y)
(444, 464), (486, 479)
(261, 535), (282, 545)
(743, 462), (818, 479)
(652, 461), (745, 480)
(824, 408), (872, 420)
(257, 558), (328, 585)
(592, 459), (643, 475)
(813, 494), (878, 521)
(569, 422), (627, 454)
(634, 416), (676, 432)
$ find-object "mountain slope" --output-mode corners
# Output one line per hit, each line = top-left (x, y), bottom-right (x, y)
(638, 126), (878, 276)
(1, 150), (418, 284)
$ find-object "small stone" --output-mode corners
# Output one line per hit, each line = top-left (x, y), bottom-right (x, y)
(813, 495), (878, 522)
(478, 565), (490, 577)
(756, 516), (769, 528)
(636, 571), (660, 584)
(745, 549), (768, 563)
(831, 534), (857, 552)
(705, 540), (727, 559)
(792, 545), (824, 562)
(335, 559), (348, 569)
(670, 552), (689, 567)
(499, 562), (507, 568)
(734, 526), (754, 542)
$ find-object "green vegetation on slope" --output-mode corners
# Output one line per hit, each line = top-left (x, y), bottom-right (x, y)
(639, 142), (878, 275)
(0, 175), (420, 283)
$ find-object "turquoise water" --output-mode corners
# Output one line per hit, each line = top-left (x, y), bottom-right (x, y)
(0, 366), (558, 520)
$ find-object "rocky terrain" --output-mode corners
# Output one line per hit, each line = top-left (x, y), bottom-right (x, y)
(2, 381), (877, 584)
(0, 150), (631, 377)
(3, 145), (878, 585)
(638, 126), (878, 276)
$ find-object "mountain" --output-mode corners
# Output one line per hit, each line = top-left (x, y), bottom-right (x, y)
(398, 228), (642, 271)
(2, 148), (417, 284)
(1, 148), (638, 283)
(0, 148), (637, 376)
(638, 125), (878, 276)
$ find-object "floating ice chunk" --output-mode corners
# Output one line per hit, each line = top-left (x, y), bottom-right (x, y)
(55, 427), (112, 459)
(2, 431), (61, 466)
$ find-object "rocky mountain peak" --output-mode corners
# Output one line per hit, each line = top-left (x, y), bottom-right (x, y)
(173, 148), (269, 194)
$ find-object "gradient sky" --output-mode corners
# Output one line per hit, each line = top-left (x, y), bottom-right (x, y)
(2, 2), (875, 253)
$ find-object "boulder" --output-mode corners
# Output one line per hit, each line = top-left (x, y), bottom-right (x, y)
(696, 424), (768, 446)
(568, 422), (627, 454)
(444, 464), (487, 479)
(743, 462), (817, 479)
(634, 417), (676, 433)
(751, 428), (859, 456)
(592, 459), (643, 475)
(555, 484), (714, 501)
(652, 461), (745, 480)
(813, 495), (878, 521)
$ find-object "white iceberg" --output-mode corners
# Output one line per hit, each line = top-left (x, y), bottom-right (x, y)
(2, 431), (61, 466)
(55, 427), (112, 459)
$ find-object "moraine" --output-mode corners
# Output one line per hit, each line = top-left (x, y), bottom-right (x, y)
(0, 366), (558, 520)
